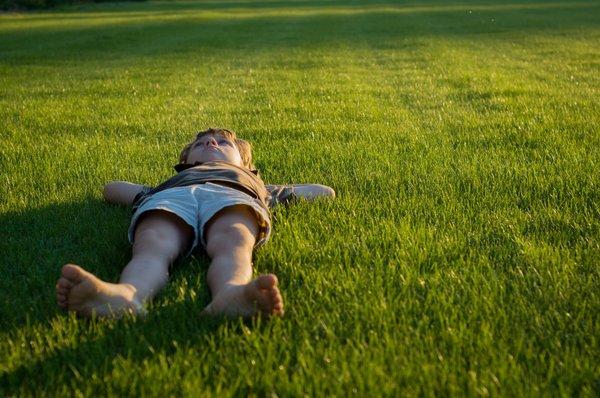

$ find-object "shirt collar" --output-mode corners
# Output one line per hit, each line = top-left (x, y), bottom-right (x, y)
(174, 161), (259, 175)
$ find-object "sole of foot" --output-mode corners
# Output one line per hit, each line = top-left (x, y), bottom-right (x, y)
(56, 264), (145, 319)
(202, 274), (284, 319)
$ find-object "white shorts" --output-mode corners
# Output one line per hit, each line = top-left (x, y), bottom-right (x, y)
(128, 182), (271, 257)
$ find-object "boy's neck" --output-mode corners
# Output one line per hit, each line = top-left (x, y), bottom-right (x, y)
(174, 160), (254, 173)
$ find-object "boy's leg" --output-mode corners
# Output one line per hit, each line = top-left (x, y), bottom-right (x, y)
(202, 205), (284, 318)
(56, 210), (193, 318)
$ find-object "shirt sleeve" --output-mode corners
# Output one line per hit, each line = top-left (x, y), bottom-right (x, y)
(132, 185), (153, 207)
(266, 184), (297, 208)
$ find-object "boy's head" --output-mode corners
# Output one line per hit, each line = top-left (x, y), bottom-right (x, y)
(178, 128), (254, 169)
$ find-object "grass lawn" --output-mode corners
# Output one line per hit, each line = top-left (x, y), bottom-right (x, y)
(1, 0), (599, 395)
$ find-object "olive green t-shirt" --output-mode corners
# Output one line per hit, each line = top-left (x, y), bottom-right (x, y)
(132, 160), (297, 213)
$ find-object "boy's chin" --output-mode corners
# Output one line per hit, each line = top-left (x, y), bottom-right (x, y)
(206, 155), (228, 163)
(202, 156), (240, 165)
(192, 155), (221, 163)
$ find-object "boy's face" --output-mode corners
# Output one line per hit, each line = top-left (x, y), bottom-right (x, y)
(186, 133), (243, 167)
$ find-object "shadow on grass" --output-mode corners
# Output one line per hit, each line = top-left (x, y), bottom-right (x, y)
(16, 0), (599, 18)
(0, 199), (213, 330)
(0, 200), (119, 329)
(1, 300), (245, 395)
(0, 199), (257, 394)
(1, 0), (598, 64)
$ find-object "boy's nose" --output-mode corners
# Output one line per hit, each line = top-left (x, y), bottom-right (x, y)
(205, 137), (217, 147)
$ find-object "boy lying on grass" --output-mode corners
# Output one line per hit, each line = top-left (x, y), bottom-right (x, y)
(56, 128), (335, 319)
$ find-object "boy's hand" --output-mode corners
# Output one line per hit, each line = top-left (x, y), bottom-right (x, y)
(103, 181), (147, 206)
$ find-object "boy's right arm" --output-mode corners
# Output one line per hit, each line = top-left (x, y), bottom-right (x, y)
(103, 181), (147, 206)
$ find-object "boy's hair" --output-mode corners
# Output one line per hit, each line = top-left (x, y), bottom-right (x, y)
(178, 128), (254, 169)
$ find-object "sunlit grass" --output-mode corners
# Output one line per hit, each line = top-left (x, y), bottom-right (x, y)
(1, 0), (599, 395)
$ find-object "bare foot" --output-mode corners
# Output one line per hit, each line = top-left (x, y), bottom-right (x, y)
(56, 264), (144, 318)
(202, 274), (284, 318)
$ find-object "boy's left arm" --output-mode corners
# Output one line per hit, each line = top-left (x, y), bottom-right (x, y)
(267, 184), (335, 206)
(290, 184), (336, 201)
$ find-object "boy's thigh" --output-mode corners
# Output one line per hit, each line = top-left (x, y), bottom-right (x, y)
(135, 209), (195, 242)
(128, 186), (200, 256)
(133, 209), (195, 256)
(203, 205), (260, 254)
(196, 183), (272, 251)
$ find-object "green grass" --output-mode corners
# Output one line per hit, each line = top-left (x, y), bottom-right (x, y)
(1, 0), (599, 395)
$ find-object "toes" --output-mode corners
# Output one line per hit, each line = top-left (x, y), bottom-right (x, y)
(255, 274), (278, 290)
(254, 291), (274, 314)
(61, 264), (86, 283)
(56, 276), (73, 310)
(56, 291), (68, 309)
(272, 292), (283, 307)
(57, 278), (73, 290)
(256, 275), (283, 316)
(269, 287), (281, 304)
(256, 288), (283, 314)
(254, 280), (284, 316)
(270, 290), (284, 315)
(208, 275), (284, 319)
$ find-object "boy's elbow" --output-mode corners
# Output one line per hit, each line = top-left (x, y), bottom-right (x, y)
(102, 183), (112, 201)
(103, 182), (119, 203)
